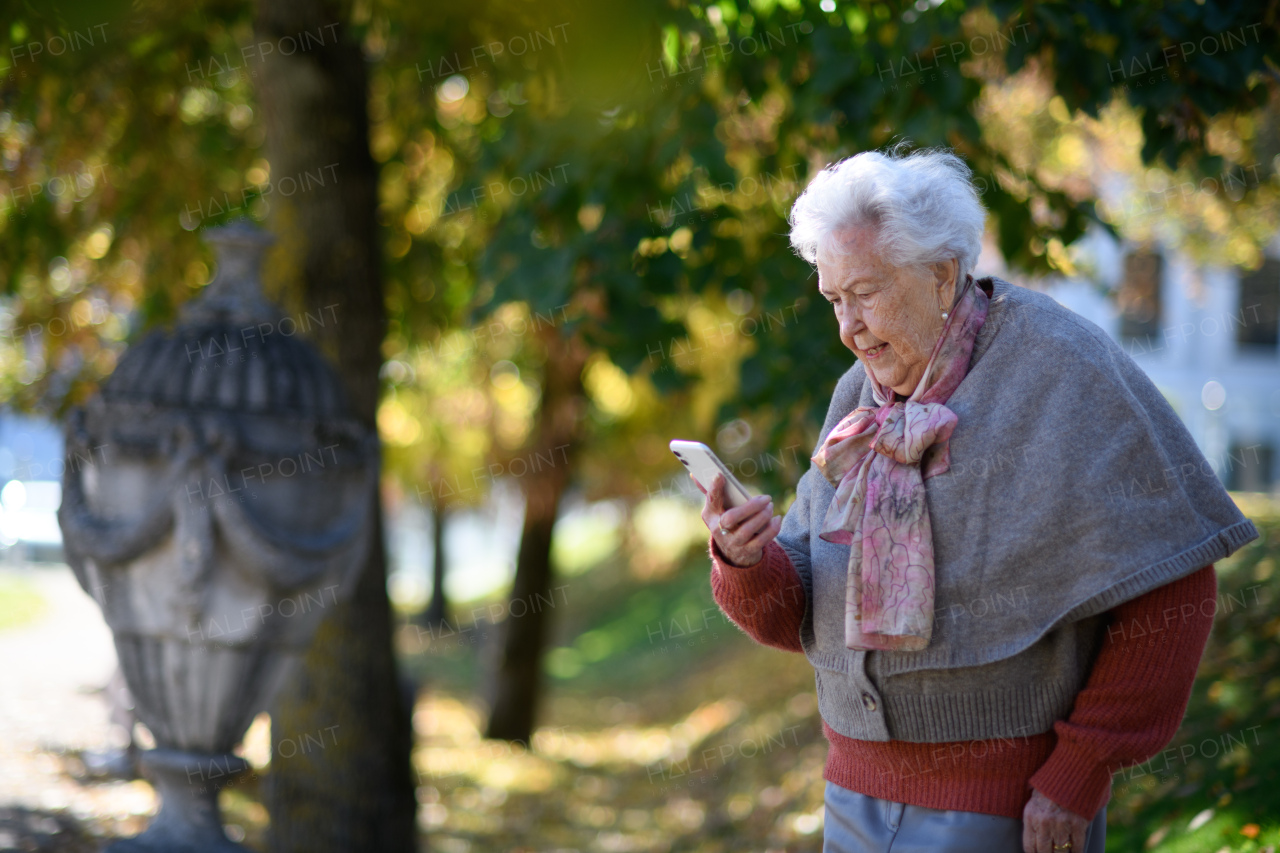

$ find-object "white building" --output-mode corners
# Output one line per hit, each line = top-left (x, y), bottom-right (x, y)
(0, 411), (65, 563)
(1036, 228), (1280, 494)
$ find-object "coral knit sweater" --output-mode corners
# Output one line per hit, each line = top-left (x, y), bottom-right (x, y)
(709, 539), (1217, 821)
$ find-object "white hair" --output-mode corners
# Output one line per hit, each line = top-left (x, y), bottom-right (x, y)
(788, 145), (986, 282)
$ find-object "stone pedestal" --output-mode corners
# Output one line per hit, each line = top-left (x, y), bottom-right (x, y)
(106, 751), (251, 853)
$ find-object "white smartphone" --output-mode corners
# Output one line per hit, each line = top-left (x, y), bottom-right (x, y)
(669, 440), (752, 508)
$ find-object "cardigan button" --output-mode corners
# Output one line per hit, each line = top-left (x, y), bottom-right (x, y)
(861, 692), (877, 712)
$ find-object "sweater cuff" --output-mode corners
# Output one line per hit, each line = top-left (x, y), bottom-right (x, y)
(708, 539), (806, 653)
(709, 536), (767, 571)
(1028, 736), (1113, 821)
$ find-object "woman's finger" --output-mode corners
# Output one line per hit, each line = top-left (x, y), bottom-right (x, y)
(1068, 821), (1086, 853)
(1067, 812), (1089, 852)
(1034, 809), (1054, 850)
(1032, 816), (1051, 853)
(1023, 790), (1091, 853)
(690, 473), (707, 496)
(1052, 822), (1076, 853)
(708, 473), (726, 515)
(1022, 797), (1045, 853)
(700, 475), (724, 532)
(721, 510), (779, 567)
(721, 494), (771, 529)
(742, 515), (782, 551)
(725, 502), (773, 540)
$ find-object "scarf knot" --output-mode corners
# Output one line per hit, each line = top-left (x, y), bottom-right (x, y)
(811, 275), (989, 651)
(875, 401), (957, 467)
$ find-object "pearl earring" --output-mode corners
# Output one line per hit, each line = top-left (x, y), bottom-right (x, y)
(941, 312), (949, 320)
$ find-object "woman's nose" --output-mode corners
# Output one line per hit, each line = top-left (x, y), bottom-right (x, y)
(840, 308), (863, 338)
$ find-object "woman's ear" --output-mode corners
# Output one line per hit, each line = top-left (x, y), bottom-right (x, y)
(932, 258), (959, 311)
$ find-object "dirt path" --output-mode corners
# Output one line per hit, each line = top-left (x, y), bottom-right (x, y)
(0, 564), (156, 849)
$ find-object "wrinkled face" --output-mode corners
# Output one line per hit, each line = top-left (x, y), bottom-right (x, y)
(817, 225), (958, 396)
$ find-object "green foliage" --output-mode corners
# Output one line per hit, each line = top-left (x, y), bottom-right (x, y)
(414, 0), (1278, 495)
(995, 0), (1275, 171)
(2, 0), (1276, 495)
(1105, 505), (1280, 852)
(0, 0), (261, 411)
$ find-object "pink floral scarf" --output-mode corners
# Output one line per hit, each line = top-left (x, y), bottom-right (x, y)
(811, 274), (989, 651)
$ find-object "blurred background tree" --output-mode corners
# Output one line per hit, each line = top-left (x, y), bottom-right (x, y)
(1, 0), (1277, 846)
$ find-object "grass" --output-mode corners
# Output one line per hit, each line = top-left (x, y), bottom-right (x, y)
(0, 572), (46, 632)
(400, 524), (830, 852)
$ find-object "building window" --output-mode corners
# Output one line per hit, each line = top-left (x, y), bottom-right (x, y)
(1225, 441), (1274, 492)
(1117, 249), (1163, 341)
(1237, 258), (1280, 350)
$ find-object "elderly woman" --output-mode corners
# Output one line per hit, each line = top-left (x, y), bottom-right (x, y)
(695, 148), (1258, 853)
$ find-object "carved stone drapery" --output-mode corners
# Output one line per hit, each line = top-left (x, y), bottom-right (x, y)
(58, 222), (378, 853)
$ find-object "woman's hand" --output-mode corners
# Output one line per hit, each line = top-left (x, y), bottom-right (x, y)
(693, 473), (781, 568)
(1022, 789), (1089, 853)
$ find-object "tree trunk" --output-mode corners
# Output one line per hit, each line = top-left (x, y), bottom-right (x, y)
(422, 494), (449, 628)
(485, 330), (588, 744)
(251, 3), (416, 851)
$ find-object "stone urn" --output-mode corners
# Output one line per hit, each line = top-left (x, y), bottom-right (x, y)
(57, 222), (378, 852)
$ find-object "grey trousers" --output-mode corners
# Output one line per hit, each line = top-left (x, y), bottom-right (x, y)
(823, 783), (1106, 853)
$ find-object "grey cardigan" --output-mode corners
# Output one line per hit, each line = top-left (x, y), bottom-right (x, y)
(778, 277), (1258, 743)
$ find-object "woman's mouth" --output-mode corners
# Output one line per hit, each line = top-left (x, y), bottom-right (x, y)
(863, 343), (888, 358)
